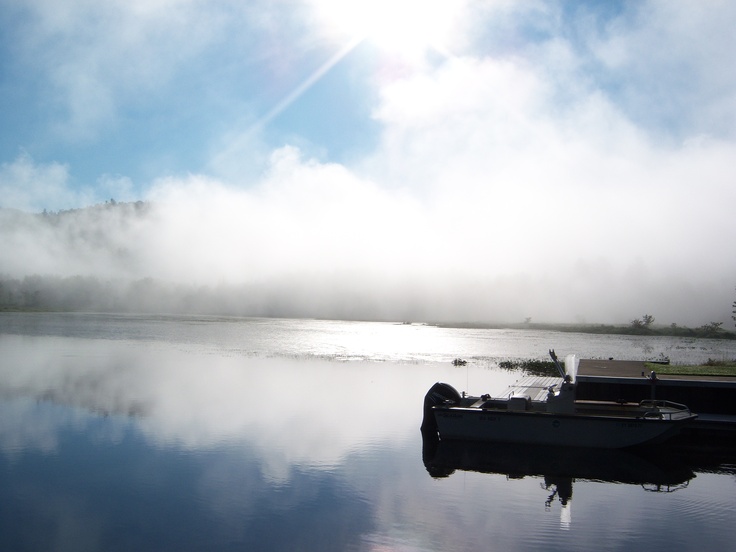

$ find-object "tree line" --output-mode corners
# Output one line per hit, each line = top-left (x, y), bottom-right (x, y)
(628, 313), (732, 339)
(2, 275), (735, 339)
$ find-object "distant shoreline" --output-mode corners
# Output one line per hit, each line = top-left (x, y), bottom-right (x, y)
(2, 308), (735, 340)
(431, 321), (736, 340)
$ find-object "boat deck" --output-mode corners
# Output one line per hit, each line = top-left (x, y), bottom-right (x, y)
(503, 376), (562, 401)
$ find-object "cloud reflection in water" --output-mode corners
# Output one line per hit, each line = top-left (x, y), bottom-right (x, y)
(0, 333), (457, 478)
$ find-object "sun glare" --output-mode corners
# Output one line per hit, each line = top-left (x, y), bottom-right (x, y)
(312, 0), (462, 60)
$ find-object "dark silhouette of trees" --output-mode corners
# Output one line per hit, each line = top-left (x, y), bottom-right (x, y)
(697, 321), (724, 338)
(630, 314), (655, 332)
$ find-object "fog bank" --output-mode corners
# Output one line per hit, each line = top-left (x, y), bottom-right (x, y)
(1, 166), (733, 326)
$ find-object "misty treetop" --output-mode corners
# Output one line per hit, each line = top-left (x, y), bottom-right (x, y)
(1, 201), (152, 280)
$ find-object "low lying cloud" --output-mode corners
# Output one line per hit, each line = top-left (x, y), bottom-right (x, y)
(1, 136), (734, 325)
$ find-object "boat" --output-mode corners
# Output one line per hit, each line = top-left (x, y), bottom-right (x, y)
(421, 350), (697, 449)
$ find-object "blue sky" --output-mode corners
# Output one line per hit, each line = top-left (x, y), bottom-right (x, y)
(5, 0), (729, 201)
(0, 0), (385, 195)
(1, 0), (735, 324)
(2, 0), (733, 201)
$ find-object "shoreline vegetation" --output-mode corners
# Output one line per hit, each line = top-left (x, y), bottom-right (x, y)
(643, 361), (736, 377)
(498, 358), (736, 377)
(433, 320), (736, 340)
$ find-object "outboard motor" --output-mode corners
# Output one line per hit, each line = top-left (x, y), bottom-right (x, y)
(421, 382), (462, 433)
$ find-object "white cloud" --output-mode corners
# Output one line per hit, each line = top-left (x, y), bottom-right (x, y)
(5, 0), (311, 141)
(584, 0), (736, 139)
(0, 335), (455, 475)
(0, 153), (83, 211)
(143, 146), (430, 284)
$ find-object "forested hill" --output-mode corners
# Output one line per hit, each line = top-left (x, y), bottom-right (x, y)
(2, 199), (149, 223)
(1, 200), (151, 272)
(1, 201), (387, 319)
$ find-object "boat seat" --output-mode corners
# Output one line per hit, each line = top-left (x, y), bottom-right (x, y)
(508, 396), (532, 411)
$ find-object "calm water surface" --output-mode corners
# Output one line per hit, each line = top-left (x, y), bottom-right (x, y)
(1, 313), (735, 551)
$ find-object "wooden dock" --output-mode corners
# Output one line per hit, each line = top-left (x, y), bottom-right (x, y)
(578, 359), (736, 382)
(575, 358), (736, 445)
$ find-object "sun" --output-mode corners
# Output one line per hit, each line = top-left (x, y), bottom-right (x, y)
(310, 0), (463, 61)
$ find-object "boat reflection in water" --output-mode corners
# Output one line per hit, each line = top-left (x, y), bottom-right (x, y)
(421, 431), (697, 527)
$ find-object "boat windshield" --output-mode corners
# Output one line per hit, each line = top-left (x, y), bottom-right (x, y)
(565, 354), (578, 383)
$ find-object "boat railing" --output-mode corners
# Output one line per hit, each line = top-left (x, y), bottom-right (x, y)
(638, 399), (693, 420)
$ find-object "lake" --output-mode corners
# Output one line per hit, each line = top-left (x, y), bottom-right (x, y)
(2, 313), (735, 551)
